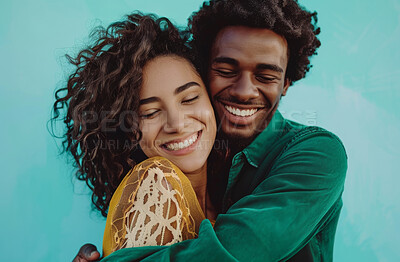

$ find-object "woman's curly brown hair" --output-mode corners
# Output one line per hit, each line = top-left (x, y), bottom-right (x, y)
(51, 12), (194, 217)
(188, 0), (321, 84)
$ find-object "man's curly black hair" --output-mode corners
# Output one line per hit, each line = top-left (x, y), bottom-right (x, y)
(188, 0), (321, 85)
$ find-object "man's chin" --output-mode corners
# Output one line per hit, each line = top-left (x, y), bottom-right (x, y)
(220, 125), (260, 151)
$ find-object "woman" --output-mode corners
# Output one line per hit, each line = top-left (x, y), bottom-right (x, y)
(52, 13), (222, 258)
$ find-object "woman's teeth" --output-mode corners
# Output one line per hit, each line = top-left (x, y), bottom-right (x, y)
(225, 105), (258, 117)
(165, 132), (199, 151)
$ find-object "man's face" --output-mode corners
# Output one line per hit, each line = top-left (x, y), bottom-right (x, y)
(208, 26), (290, 141)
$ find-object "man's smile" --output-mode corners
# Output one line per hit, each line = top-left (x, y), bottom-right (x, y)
(216, 99), (269, 126)
(224, 105), (258, 117)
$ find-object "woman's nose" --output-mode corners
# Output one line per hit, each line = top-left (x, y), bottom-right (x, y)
(163, 109), (185, 133)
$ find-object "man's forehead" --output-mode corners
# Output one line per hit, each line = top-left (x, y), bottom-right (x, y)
(211, 26), (288, 65)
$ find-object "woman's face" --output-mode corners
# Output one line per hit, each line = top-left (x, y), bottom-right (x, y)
(138, 55), (216, 174)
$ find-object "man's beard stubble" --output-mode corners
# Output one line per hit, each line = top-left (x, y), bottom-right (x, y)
(216, 101), (279, 155)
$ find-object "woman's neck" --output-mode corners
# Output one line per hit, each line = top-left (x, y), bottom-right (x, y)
(184, 163), (208, 215)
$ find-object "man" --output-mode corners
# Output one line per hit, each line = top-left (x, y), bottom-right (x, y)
(75, 0), (347, 261)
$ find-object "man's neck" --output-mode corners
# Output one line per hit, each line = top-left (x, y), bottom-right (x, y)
(225, 133), (259, 156)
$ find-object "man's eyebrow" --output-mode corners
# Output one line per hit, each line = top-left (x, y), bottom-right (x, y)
(212, 57), (283, 73)
(174, 81), (200, 95)
(212, 57), (239, 66)
(256, 63), (284, 73)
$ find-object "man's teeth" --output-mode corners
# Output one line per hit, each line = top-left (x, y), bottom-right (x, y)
(225, 105), (258, 117)
(165, 132), (199, 151)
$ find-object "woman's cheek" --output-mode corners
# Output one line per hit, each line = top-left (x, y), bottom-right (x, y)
(138, 123), (154, 154)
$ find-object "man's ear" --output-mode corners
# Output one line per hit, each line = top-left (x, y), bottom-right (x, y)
(282, 78), (291, 96)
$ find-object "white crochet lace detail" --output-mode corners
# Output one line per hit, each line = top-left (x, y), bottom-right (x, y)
(123, 166), (183, 247)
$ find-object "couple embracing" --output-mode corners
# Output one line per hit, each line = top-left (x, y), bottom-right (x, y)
(53, 0), (347, 261)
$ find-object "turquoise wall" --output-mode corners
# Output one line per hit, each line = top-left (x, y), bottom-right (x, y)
(1, 0), (399, 261)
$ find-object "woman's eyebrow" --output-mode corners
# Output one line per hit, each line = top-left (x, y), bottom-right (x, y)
(140, 82), (200, 105)
(174, 81), (200, 95)
(139, 96), (160, 105)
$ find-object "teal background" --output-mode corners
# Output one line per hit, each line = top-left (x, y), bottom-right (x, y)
(0, 0), (399, 261)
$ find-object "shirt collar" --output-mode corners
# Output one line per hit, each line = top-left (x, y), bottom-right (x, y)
(241, 110), (286, 168)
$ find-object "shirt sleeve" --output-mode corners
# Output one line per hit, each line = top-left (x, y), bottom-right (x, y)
(101, 131), (347, 262)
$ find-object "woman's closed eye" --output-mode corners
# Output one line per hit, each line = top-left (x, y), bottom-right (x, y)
(182, 95), (199, 104)
(140, 109), (160, 119)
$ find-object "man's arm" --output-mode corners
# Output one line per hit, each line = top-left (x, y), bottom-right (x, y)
(215, 132), (347, 261)
(102, 132), (347, 262)
(72, 244), (101, 262)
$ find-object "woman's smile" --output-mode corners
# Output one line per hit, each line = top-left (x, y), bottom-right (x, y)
(160, 130), (202, 155)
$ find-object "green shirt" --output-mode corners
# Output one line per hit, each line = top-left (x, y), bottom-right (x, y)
(102, 111), (348, 262)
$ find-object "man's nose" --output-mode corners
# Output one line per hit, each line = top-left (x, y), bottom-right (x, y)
(163, 109), (185, 133)
(229, 73), (259, 102)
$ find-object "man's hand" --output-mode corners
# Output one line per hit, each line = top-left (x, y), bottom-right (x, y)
(72, 243), (101, 262)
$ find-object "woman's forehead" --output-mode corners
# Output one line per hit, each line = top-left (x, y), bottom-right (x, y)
(140, 56), (203, 97)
